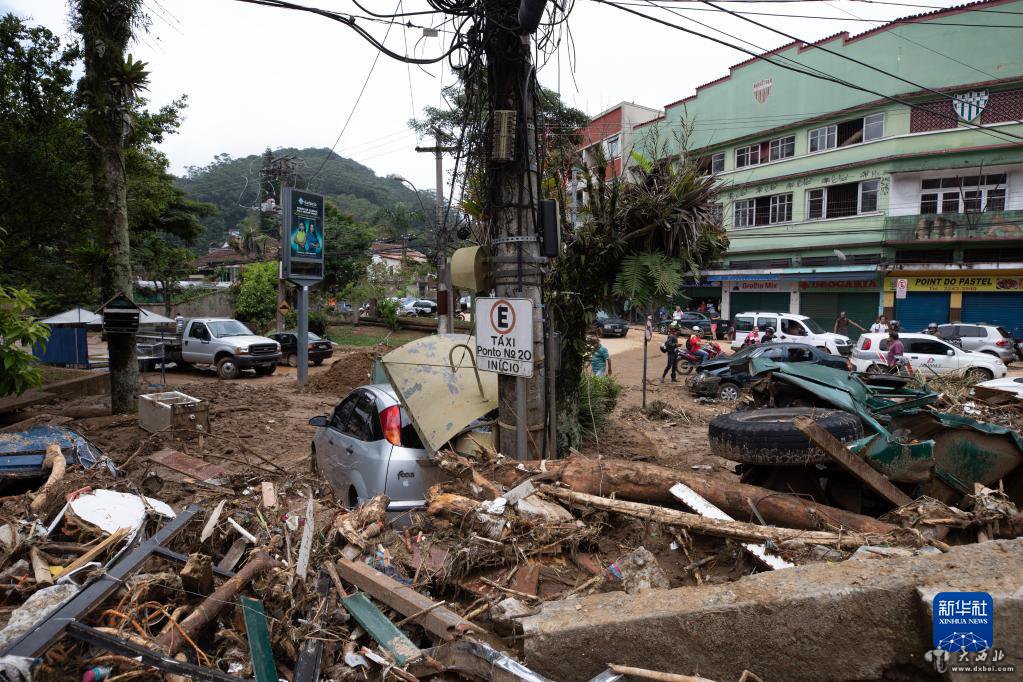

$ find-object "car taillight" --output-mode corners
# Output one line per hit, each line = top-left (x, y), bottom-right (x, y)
(380, 405), (402, 446)
(862, 338), (872, 350)
(996, 339), (1010, 347)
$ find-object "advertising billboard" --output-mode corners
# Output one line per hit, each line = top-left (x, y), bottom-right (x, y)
(281, 187), (325, 284)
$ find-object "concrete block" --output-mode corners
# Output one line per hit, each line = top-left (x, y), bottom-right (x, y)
(521, 539), (1023, 682)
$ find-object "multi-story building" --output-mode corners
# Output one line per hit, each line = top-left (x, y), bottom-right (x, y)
(634, 0), (1023, 338)
(569, 101), (661, 225)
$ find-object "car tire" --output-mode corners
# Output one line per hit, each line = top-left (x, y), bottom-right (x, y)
(287, 353), (298, 368)
(966, 367), (993, 383)
(865, 363), (885, 374)
(313, 358), (324, 366)
(216, 357), (241, 380)
(717, 382), (741, 401)
(708, 407), (864, 466)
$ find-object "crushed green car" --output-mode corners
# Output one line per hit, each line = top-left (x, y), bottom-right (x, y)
(720, 357), (1023, 506)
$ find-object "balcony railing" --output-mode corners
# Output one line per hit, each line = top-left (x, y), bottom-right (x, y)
(884, 210), (1023, 243)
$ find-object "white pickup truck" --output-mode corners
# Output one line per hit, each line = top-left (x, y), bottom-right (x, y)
(141, 318), (282, 379)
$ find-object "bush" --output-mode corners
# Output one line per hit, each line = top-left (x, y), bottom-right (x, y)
(233, 261), (278, 331)
(578, 373), (622, 438)
(308, 310), (327, 336)
(377, 298), (400, 331)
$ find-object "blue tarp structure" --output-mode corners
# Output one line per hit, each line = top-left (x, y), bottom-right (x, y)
(32, 327), (89, 368)
(0, 426), (110, 478)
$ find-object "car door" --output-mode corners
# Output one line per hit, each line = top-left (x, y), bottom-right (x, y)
(181, 322), (211, 363)
(316, 395), (358, 497)
(338, 391), (387, 504)
(777, 318), (809, 343)
(905, 338), (955, 374)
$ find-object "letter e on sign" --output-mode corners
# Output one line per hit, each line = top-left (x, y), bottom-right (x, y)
(476, 297), (534, 378)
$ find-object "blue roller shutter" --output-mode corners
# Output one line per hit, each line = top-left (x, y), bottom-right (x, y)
(729, 292), (790, 315)
(895, 292), (950, 333)
(962, 292), (1023, 339)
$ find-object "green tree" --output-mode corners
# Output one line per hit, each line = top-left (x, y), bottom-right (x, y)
(0, 287), (50, 396)
(73, 0), (151, 413)
(234, 261), (278, 332)
(323, 202), (375, 293)
(134, 234), (195, 316)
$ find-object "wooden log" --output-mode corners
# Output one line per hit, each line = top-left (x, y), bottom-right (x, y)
(543, 486), (892, 549)
(793, 416), (913, 508)
(555, 456), (896, 535)
(30, 443), (66, 513)
(155, 550), (277, 656)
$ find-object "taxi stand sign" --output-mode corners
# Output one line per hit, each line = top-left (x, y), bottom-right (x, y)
(475, 297), (534, 378)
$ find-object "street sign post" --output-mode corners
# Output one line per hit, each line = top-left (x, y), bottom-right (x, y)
(896, 278), (908, 300)
(475, 297), (534, 460)
(281, 188), (326, 389)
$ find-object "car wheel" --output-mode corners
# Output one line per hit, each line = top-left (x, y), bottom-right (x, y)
(966, 367), (993, 383)
(717, 382), (741, 401)
(865, 363), (884, 374)
(287, 353), (298, 368)
(313, 358), (324, 366)
(708, 407), (864, 466)
(216, 357), (241, 380)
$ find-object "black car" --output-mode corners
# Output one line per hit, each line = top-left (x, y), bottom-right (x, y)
(595, 311), (629, 337)
(688, 342), (849, 401)
(659, 311), (731, 340)
(269, 331), (333, 367)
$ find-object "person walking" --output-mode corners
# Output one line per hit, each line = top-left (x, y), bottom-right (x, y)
(660, 327), (680, 383)
(834, 311), (866, 335)
(709, 308), (721, 339)
(671, 306), (684, 324)
(590, 339), (611, 378)
(886, 330), (905, 369)
(869, 315), (889, 334)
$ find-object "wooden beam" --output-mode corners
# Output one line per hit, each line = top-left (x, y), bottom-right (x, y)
(793, 416), (912, 508)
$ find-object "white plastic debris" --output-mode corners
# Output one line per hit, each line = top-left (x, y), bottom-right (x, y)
(68, 489), (175, 535)
(0, 583), (78, 651)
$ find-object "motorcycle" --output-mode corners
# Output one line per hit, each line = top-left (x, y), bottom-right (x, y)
(674, 342), (723, 375)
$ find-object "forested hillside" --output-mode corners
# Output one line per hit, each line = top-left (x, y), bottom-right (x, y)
(177, 147), (434, 248)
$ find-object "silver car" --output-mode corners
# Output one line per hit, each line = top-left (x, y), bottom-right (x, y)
(936, 324), (1016, 363)
(308, 384), (447, 513)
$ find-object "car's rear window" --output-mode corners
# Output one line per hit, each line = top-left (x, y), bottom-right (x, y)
(400, 410), (425, 449)
(997, 326), (1012, 338)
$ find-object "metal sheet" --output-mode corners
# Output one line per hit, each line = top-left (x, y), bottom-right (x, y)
(381, 334), (498, 454)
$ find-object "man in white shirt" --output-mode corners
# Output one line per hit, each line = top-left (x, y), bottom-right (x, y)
(869, 315), (889, 334)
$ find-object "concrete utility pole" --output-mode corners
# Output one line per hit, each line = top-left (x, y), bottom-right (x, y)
(260, 155), (297, 332)
(416, 130), (457, 333)
(484, 0), (546, 458)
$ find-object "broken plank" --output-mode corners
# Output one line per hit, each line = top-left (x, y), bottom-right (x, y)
(669, 483), (794, 571)
(217, 538), (248, 573)
(240, 597), (278, 682)
(339, 592), (422, 666)
(200, 499), (226, 543)
(296, 496), (313, 580)
(793, 416), (913, 508)
(336, 557), (487, 642)
(150, 449), (231, 484)
(29, 548), (53, 585)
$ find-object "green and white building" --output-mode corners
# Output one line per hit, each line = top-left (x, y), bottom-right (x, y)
(635, 0), (1023, 338)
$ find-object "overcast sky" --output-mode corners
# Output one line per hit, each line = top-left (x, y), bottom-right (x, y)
(1, 0), (969, 190)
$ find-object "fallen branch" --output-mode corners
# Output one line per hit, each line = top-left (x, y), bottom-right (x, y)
(30, 443), (66, 513)
(608, 664), (716, 682)
(543, 486), (898, 549)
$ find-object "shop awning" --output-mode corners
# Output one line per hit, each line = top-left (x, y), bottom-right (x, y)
(705, 274), (779, 282)
(780, 272), (878, 282)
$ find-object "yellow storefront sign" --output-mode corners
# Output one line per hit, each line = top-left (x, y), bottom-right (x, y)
(884, 275), (1023, 292)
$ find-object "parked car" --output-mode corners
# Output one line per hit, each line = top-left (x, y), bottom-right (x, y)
(269, 330), (333, 367)
(934, 323), (1016, 363)
(594, 311), (629, 337)
(851, 332), (1007, 380)
(398, 299), (437, 317)
(689, 342), (849, 401)
(731, 312), (852, 356)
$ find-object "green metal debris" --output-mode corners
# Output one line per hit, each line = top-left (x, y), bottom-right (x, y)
(340, 591), (422, 666)
(240, 596), (277, 682)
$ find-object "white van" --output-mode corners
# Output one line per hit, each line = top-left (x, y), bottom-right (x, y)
(731, 312), (852, 356)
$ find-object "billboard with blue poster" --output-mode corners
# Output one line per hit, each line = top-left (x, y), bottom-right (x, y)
(282, 187), (325, 284)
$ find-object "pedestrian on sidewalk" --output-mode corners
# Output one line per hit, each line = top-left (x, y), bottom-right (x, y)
(834, 311), (866, 335)
(660, 326), (680, 383)
(590, 338), (612, 378)
(870, 315), (889, 334)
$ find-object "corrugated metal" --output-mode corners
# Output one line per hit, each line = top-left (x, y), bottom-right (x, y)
(895, 292), (950, 333)
(800, 293), (880, 341)
(962, 292), (1023, 339)
(730, 292), (790, 315)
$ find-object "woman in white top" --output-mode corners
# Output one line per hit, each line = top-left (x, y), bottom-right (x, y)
(671, 306), (683, 322)
(869, 315), (889, 334)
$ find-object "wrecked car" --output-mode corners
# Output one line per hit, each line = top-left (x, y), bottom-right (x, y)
(309, 334), (497, 512)
(709, 357), (1023, 511)
(688, 342), (848, 401)
(0, 426), (113, 490)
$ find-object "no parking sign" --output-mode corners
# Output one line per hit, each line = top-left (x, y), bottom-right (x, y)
(475, 297), (534, 377)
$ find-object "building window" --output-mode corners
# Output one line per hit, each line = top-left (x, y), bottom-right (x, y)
(919, 174), (1008, 214)
(735, 144), (761, 168)
(606, 135), (620, 158)
(806, 179), (881, 220)
(769, 194), (792, 223)
(710, 152), (725, 174)
(734, 199), (755, 228)
(863, 113), (885, 141)
(809, 125), (837, 152)
(733, 193), (792, 229)
(768, 135), (795, 161)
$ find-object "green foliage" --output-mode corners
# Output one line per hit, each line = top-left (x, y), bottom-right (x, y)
(577, 374), (623, 439)
(376, 298), (400, 331)
(323, 202), (375, 293)
(613, 253), (684, 308)
(133, 234), (195, 313)
(233, 261), (278, 332)
(308, 311), (328, 337)
(0, 287), (50, 396)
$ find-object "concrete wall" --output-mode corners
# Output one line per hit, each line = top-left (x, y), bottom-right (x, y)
(141, 289), (233, 319)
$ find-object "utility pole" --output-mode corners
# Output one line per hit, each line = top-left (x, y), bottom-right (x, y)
(416, 130), (457, 334)
(260, 155), (297, 332)
(484, 0), (546, 458)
